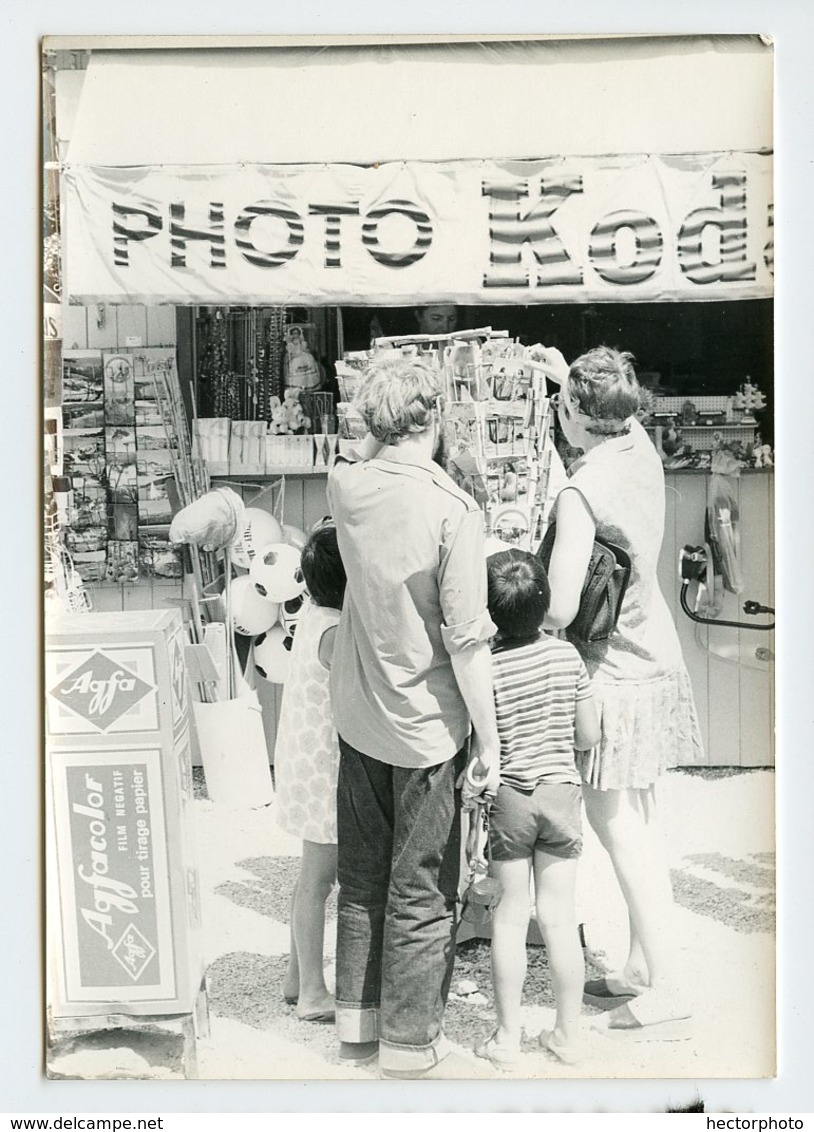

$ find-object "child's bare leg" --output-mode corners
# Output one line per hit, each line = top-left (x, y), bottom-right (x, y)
(292, 840), (337, 1017)
(283, 882), (300, 1003)
(489, 857), (533, 1048)
(533, 850), (583, 1050)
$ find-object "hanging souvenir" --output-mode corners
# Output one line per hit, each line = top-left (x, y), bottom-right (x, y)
(253, 624), (293, 683)
(230, 574), (280, 636)
(284, 324), (323, 392)
(279, 591), (307, 636)
(231, 507), (285, 569)
(249, 541), (306, 603)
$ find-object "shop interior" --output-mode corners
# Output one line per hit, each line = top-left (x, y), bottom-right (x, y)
(177, 297), (774, 440)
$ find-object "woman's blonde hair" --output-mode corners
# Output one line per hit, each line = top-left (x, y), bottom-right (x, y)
(567, 346), (641, 435)
(353, 352), (442, 445)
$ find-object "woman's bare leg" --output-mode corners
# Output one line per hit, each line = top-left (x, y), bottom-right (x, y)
(583, 783), (675, 994)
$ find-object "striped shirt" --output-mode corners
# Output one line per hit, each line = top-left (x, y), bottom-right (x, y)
(491, 634), (592, 789)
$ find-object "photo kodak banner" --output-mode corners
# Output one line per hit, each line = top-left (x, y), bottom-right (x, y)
(62, 153), (773, 305)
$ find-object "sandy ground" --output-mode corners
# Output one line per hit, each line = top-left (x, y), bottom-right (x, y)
(49, 768), (775, 1082)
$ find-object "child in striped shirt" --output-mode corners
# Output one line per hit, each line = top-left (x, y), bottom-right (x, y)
(475, 548), (600, 1069)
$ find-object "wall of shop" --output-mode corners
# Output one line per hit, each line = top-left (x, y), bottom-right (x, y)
(658, 470), (774, 768)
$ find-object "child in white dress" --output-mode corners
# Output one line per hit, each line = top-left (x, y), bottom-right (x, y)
(275, 520), (346, 1023)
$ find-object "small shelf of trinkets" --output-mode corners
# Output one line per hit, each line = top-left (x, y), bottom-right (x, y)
(192, 307), (340, 477)
(643, 383), (767, 454)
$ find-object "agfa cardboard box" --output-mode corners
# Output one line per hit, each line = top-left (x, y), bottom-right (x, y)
(45, 609), (203, 1017)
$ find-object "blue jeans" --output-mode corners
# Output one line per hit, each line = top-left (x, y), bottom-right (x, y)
(335, 736), (466, 1072)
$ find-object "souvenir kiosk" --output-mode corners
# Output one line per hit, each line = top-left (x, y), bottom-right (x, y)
(44, 34), (775, 1059)
(50, 36), (774, 763)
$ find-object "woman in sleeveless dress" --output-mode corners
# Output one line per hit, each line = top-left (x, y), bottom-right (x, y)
(538, 345), (703, 1038)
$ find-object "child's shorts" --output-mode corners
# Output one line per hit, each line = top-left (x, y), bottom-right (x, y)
(489, 781), (583, 861)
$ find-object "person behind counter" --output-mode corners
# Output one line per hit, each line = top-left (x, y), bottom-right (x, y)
(414, 304), (459, 336)
(535, 344), (704, 1040)
(327, 350), (500, 1078)
(365, 304), (459, 345)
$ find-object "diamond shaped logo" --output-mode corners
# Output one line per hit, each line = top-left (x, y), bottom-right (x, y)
(50, 651), (153, 731)
(168, 632), (187, 722)
(112, 923), (156, 982)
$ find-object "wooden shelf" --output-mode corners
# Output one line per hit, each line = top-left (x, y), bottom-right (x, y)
(210, 468), (329, 480)
(662, 466), (773, 476)
(646, 423), (758, 431)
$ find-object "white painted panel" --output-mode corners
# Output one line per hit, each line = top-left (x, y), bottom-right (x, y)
(670, 473), (713, 763)
(738, 474), (775, 766)
(61, 304), (88, 350)
(115, 304), (148, 347)
(146, 306), (178, 346)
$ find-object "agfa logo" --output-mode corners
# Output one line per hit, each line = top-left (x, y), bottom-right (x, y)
(51, 651), (153, 731)
(168, 633), (187, 722)
(112, 923), (156, 981)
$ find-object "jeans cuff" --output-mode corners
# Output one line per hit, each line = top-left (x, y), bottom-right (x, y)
(379, 1033), (452, 1073)
(336, 1003), (379, 1043)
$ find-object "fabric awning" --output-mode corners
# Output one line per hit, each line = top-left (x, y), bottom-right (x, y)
(66, 37), (773, 167)
(60, 37), (774, 305)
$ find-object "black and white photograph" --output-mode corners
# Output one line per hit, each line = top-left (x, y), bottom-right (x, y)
(10, 11), (812, 1118)
(38, 32), (779, 1089)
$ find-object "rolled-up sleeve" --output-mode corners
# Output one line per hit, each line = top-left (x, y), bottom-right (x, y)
(438, 507), (497, 655)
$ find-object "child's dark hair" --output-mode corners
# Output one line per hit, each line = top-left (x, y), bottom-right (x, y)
(487, 549), (551, 640)
(300, 521), (346, 610)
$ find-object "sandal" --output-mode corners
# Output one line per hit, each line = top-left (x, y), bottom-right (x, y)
(538, 1029), (585, 1066)
(381, 1050), (486, 1079)
(297, 1007), (336, 1024)
(474, 1032), (521, 1070)
(591, 989), (692, 1042)
(583, 976), (643, 1005)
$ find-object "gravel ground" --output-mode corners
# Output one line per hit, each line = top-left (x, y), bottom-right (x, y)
(49, 766), (776, 1082)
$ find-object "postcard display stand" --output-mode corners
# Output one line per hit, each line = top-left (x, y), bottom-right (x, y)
(338, 331), (557, 549)
(45, 608), (208, 1078)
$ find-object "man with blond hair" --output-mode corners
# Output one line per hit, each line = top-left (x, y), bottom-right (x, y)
(327, 351), (499, 1079)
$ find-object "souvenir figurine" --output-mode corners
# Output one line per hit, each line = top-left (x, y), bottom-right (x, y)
(733, 379), (766, 423)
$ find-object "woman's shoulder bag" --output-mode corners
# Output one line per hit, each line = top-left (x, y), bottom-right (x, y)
(538, 522), (632, 644)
